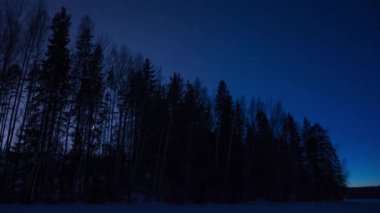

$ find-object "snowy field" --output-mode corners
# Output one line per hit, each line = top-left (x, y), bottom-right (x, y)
(1, 200), (380, 213)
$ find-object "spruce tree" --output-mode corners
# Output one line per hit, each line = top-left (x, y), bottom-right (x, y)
(255, 110), (274, 199)
(24, 7), (71, 202)
(214, 80), (234, 201)
(303, 122), (346, 200)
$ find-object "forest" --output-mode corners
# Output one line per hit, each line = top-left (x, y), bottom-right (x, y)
(0, 2), (346, 203)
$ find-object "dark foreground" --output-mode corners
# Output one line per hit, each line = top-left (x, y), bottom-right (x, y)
(1, 200), (380, 213)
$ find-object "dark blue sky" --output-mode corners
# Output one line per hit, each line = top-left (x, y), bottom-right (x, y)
(43, 0), (380, 187)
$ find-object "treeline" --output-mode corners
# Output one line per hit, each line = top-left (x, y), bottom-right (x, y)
(346, 187), (380, 199)
(0, 2), (346, 203)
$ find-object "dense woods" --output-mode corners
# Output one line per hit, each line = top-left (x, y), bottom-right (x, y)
(0, 2), (346, 203)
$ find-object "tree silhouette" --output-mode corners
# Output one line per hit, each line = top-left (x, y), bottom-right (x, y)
(0, 5), (347, 203)
(15, 7), (71, 202)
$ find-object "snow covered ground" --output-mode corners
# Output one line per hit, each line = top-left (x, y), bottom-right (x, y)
(1, 200), (380, 213)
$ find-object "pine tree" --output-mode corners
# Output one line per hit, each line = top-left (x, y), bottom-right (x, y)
(254, 109), (274, 199)
(71, 16), (105, 199)
(224, 100), (244, 202)
(25, 7), (71, 202)
(214, 80), (234, 201)
(303, 121), (346, 200)
(279, 113), (302, 200)
(127, 58), (160, 201)
(158, 72), (184, 201)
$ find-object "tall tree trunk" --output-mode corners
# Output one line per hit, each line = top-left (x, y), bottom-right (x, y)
(223, 120), (235, 199)
(157, 112), (172, 200)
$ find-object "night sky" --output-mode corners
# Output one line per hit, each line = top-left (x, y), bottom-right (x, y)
(42, 0), (380, 187)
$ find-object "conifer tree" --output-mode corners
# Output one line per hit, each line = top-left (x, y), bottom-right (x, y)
(23, 7), (71, 202)
(214, 80), (234, 201)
